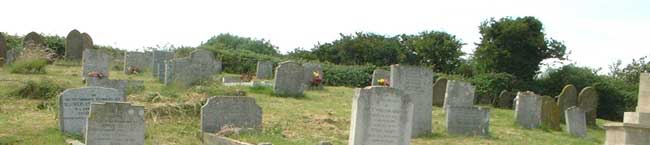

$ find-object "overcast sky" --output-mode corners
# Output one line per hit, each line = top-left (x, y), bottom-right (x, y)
(2, 0), (649, 72)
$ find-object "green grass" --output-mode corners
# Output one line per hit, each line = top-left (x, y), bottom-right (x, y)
(0, 64), (608, 145)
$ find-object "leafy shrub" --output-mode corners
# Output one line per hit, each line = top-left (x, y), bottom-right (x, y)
(322, 64), (375, 87)
(536, 65), (601, 95)
(9, 58), (48, 74)
(469, 72), (517, 104)
(202, 47), (283, 74)
(593, 77), (637, 120)
(10, 80), (65, 99)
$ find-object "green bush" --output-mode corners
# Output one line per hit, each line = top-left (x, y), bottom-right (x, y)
(322, 64), (375, 87)
(202, 47), (283, 74)
(593, 77), (637, 120)
(10, 80), (65, 99)
(9, 58), (48, 74)
(536, 64), (601, 95)
(469, 72), (517, 104)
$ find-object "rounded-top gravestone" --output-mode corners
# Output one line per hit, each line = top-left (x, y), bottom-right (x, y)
(65, 29), (84, 59)
(578, 87), (598, 126)
(23, 32), (45, 48)
(81, 33), (93, 49)
(557, 84), (578, 123)
(273, 61), (305, 97)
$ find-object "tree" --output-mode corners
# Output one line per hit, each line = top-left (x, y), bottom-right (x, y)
(400, 31), (464, 73)
(201, 33), (279, 55)
(473, 16), (567, 80)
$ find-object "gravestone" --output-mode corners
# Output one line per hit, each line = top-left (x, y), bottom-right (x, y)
(164, 49), (222, 86)
(200, 96), (262, 133)
(0, 34), (6, 64)
(151, 50), (174, 77)
(58, 87), (125, 135)
(494, 90), (516, 108)
(557, 84), (578, 123)
(302, 63), (323, 87)
(541, 96), (561, 131)
(222, 76), (244, 83)
(85, 102), (145, 145)
(4, 49), (17, 65)
(371, 69), (390, 86)
(348, 86), (413, 145)
(604, 73), (650, 145)
(273, 61), (305, 97)
(432, 78), (447, 106)
(445, 106), (490, 136)
(82, 49), (112, 79)
(86, 78), (144, 95)
(578, 87), (598, 126)
(390, 64), (433, 137)
(23, 32), (45, 48)
(124, 51), (152, 73)
(443, 80), (475, 110)
(256, 61), (273, 80)
(65, 29), (84, 59)
(81, 33), (93, 49)
(515, 91), (542, 128)
(565, 106), (587, 137)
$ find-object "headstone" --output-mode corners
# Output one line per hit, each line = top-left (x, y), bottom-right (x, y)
(494, 90), (516, 109)
(4, 49), (17, 65)
(273, 61), (305, 97)
(86, 78), (144, 95)
(200, 96), (262, 133)
(348, 86), (413, 145)
(604, 73), (650, 145)
(164, 49), (222, 86)
(124, 51), (152, 73)
(23, 32), (45, 48)
(82, 49), (112, 80)
(565, 106), (587, 137)
(557, 84), (578, 123)
(0, 34), (7, 64)
(443, 80), (475, 110)
(371, 69), (390, 86)
(303, 63), (324, 87)
(515, 91), (542, 128)
(390, 64), (433, 137)
(445, 106), (490, 136)
(577, 87), (598, 126)
(85, 102), (145, 145)
(65, 29), (84, 59)
(58, 87), (125, 135)
(432, 78), (447, 106)
(541, 96), (561, 131)
(222, 76), (244, 83)
(256, 61), (273, 80)
(152, 50), (174, 77)
(81, 33), (93, 49)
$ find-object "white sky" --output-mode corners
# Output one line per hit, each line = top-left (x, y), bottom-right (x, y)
(2, 0), (649, 73)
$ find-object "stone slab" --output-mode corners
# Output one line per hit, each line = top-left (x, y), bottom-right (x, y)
(58, 87), (125, 135)
(445, 106), (490, 136)
(578, 87), (598, 126)
(371, 69), (390, 86)
(515, 91), (542, 128)
(541, 96), (561, 131)
(638, 73), (650, 112)
(273, 61), (304, 97)
(444, 80), (475, 110)
(85, 102), (145, 145)
(255, 61), (273, 80)
(604, 123), (650, 145)
(558, 84), (578, 123)
(432, 78), (447, 107)
(348, 86), (413, 145)
(65, 29), (84, 59)
(565, 106), (587, 137)
(390, 64), (433, 137)
(201, 96), (262, 133)
(82, 49), (112, 79)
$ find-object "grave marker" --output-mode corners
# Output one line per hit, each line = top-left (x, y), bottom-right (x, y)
(445, 106), (490, 136)
(201, 96), (262, 133)
(82, 49), (112, 80)
(371, 69), (390, 86)
(432, 78), (447, 106)
(565, 106), (587, 137)
(58, 87), (125, 135)
(348, 86), (413, 145)
(256, 61), (273, 80)
(390, 64), (433, 137)
(443, 80), (475, 110)
(578, 87), (598, 126)
(85, 102), (145, 145)
(65, 29), (84, 59)
(558, 84), (578, 123)
(273, 61), (304, 97)
(515, 91), (542, 128)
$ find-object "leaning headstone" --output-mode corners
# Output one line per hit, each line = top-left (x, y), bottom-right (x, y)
(390, 64), (433, 137)
(23, 32), (45, 48)
(82, 49), (112, 80)
(494, 90), (516, 109)
(273, 61), (305, 97)
(81, 33), (93, 49)
(432, 78), (447, 106)
(124, 51), (152, 73)
(152, 50), (174, 77)
(65, 29), (84, 59)
(303, 63), (324, 87)
(578, 87), (598, 126)
(256, 61), (273, 80)
(0, 34), (7, 64)
(371, 69), (390, 86)
(445, 106), (490, 136)
(604, 73), (650, 145)
(565, 106), (587, 137)
(348, 86), (413, 145)
(200, 96), (262, 133)
(58, 87), (125, 135)
(557, 84), (578, 123)
(85, 102), (145, 145)
(541, 96), (561, 131)
(515, 91), (543, 128)
(443, 80), (475, 110)
(164, 49), (222, 86)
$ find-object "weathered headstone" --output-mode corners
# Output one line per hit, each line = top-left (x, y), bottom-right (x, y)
(515, 91), (543, 128)
(124, 51), (152, 73)
(578, 87), (598, 126)
(164, 49), (222, 86)
(65, 29), (84, 59)
(23, 32), (45, 48)
(82, 49), (112, 79)
(494, 90), (516, 109)
(541, 96), (561, 131)
(558, 84), (578, 123)
(256, 61), (273, 80)
(200, 96), (262, 133)
(348, 86), (413, 145)
(604, 73), (650, 145)
(86, 78), (144, 95)
(58, 87), (125, 135)
(85, 102), (145, 145)
(390, 64), (433, 137)
(443, 80), (475, 111)
(0, 34), (7, 64)
(432, 78), (447, 106)
(273, 61), (305, 97)
(81, 33), (93, 49)
(445, 106), (490, 136)
(303, 63), (324, 87)
(565, 106), (587, 137)
(4, 49), (17, 65)
(151, 50), (174, 77)
(371, 69), (390, 86)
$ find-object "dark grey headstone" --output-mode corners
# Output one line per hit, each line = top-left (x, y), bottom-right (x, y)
(164, 49), (222, 86)
(200, 96), (262, 133)
(23, 32), (45, 48)
(81, 33), (93, 49)
(85, 102), (145, 145)
(256, 61), (274, 80)
(578, 87), (598, 126)
(273, 61), (304, 97)
(124, 51), (152, 73)
(443, 80), (475, 110)
(432, 78), (447, 106)
(558, 84), (578, 123)
(65, 29), (84, 59)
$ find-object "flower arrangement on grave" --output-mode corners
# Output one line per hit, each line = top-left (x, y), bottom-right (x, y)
(87, 71), (105, 79)
(127, 66), (141, 74)
(310, 71), (323, 87)
(378, 78), (389, 86)
(241, 73), (254, 82)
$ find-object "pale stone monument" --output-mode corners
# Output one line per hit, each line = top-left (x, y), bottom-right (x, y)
(390, 64), (433, 137)
(445, 106), (490, 136)
(371, 69), (390, 86)
(273, 61), (305, 97)
(65, 29), (84, 59)
(443, 80), (475, 110)
(82, 49), (112, 80)
(85, 102), (145, 145)
(348, 86), (413, 145)
(256, 61), (274, 80)
(604, 73), (650, 145)
(578, 87), (598, 126)
(565, 106), (587, 137)
(432, 78), (447, 106)
(58, 87), (125, 135)
(515, 91), (542, 128)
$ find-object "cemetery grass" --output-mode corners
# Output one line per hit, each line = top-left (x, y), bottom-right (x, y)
(0, 65), (607, 145)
